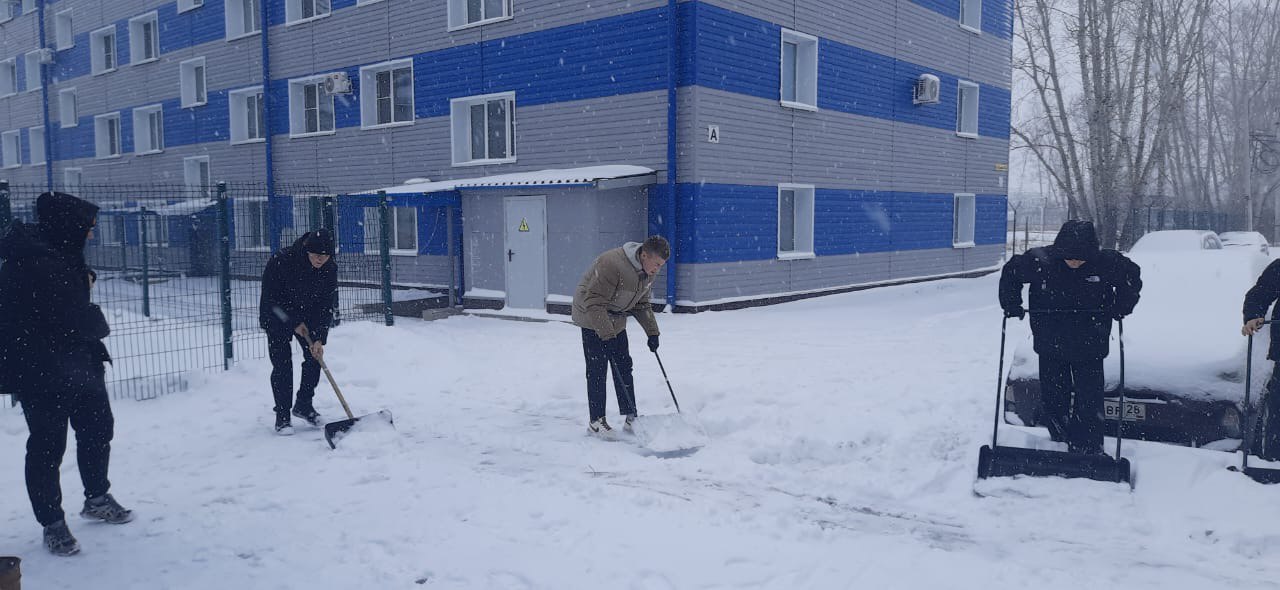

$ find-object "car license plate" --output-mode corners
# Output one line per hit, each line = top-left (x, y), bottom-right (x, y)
(1103, 399), (1146, 421)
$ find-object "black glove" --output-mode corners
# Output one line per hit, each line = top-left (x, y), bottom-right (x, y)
(1003, 307), (1025, 320)
(647, 335), (660, 352)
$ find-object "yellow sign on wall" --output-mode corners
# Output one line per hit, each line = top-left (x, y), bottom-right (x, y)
(518, 219), (530, 232)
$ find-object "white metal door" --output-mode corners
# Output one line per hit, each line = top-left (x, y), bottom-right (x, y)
(503, 196), (547, 309)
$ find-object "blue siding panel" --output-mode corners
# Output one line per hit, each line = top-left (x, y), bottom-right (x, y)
(912, 0), (1014, 39)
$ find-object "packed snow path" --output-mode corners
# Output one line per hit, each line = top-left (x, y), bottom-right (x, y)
(3, 274), (1279, 589)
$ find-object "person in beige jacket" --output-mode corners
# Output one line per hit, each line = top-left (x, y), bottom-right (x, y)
(571, 236), (670, 434)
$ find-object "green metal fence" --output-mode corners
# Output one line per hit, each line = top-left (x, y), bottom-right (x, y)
(0, 181), (460, 405)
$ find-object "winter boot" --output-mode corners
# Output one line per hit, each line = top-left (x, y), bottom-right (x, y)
(588, 417), (613, 436)
(275, 411), (294, 436)
(292, 404), (321, 427)
(0, 556), (21, 589)
(42, 521), (80, 556)
(623, 414), (637, 433)
(81, 493), (133, 524)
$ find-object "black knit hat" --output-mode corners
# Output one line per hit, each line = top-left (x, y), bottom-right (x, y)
(303, 229), (335, 255)
(1052, 220), (1101, 261)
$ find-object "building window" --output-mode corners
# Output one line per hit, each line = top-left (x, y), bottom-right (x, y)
(55, 10), (74, 49)
(960, 0), (982, 32)
(91, 26), (117, 75)
(140, 215), (170, 247)
(178, 0), (204, 13)
(777, 184), (815, 258)
(184, 156), (212, 198)
(23, 51), (40, 92)
(0, 59), (15, 96)
(1, 130), (19, 169)
(360, 60), (414, 128)
(227, 0), (261, 38)
(59, 88), (77, 127)
(780, 29), (819, 110)
(133, 105), (165, 154)
(953, 193), (976, 248)
(20, 0), (32, 14)
(1, 1), (18, 22)
(957, 81), (979, 137)
(236, 198), (270, 250)
(364, 206), (418, 254)
(28, 125), (44, 165)
(95, 113), (121, 158)
(286, 0), (331, 24)
(64, 168), (82, 194)
(289, 77), (335, 137)
(180, 58), (207, 107)
(97, 214), (123, 246)
(230, 87), (266, 144)
(450, 92), (515, 166)
(129, 13), (160, 65)
(447, 0), (512, 30)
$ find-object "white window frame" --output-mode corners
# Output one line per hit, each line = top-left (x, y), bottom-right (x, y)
(1, 130), (20, 169)
(447, 0), (513, 31)
(133, 104), (165, 154)
(953, 193), (977, 248)
(21, 0), (32, 14)
(780, 29), (819, 111)
(357, 0), (386, 4)
(288, 76), (336, 138)
(960, 0), (982, 33)
(0, 59), (16, 97)
(94, 112), (122, 159)
(180, 57), (208, 107)
(22, 50), (40, 93)
(178, 0), (205, 13)
(777, 184), (816, 259)
(90, 26), (117, 75)
(59, 88), (77, 127)
(139, 214), (170, 247)
(28, 125), (44, 165)
(63, 167), (82, 194)
(364, 205), (419, 255)
(360, 59), (415, 129)
(55, 10), (74, 50)
(235, 197), (271, 251)
(184, 155), (213, 198)
(97, 213), (124, 246)
(286, 0), (331, 25)
(129, 12), (160, 66)
(229, 86), (266, 144)
(957, 81), (980, 138)
(226, 0), (262, 40)
(0, 0), (15, 23)
(449, 92), (516, 167)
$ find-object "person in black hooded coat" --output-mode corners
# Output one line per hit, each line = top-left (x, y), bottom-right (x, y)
(998, 220), (1143, 454)
(1240, 260), (1280, 459)
(0, 192), (133, 556)
(259, 229), (338, 435)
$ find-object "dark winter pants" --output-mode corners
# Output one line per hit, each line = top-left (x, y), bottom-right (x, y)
(20, 377), (114, 527)
(1256, 367), (1280, 460)
(582, 328), (636, 422)
(1038, 356), (1105, 452)
(268, 331), (320, 415)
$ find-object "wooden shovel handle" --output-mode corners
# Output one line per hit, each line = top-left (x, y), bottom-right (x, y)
(298, 327), (355, 420)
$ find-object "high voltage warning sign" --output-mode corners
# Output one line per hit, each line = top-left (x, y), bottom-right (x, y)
(518, 219), (530, 232)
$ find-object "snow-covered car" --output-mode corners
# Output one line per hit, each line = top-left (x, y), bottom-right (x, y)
(1219, 231), (1270, 256)
(1128, 229), (1223, 254)
(1003, 249), (1271, 447)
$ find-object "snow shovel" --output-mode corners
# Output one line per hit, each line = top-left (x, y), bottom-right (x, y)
(1229, 322), (1280, 484)
(608, 351), (707, 455)
(295, 325), (394, 449)
(977, 312), (1132, 486)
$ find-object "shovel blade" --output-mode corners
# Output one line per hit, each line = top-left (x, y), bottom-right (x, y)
(324, 410), (394, 449)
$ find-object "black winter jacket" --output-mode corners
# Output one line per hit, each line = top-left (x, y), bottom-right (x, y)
(999, 247), (1143, 360)
(259, 232), (338, 342)
(1242, 259), (1280, 360)
(0, 194), (111, 397)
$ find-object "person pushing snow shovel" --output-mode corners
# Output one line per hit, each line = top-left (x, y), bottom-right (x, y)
(999, 220), (1142, 455)
(572, 236), (670, 435)
(1241, 260), (1280, 461)
(259, 229), (338, 435)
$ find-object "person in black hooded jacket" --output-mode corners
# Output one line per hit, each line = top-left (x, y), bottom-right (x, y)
(1240, 260), (1280, 459)
(259, 229), (338, 435)
(0, 192), (133, 556)
(998, 220), (1143, 454)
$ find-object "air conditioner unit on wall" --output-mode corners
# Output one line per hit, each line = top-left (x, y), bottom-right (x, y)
(913, 74), (941, 105)
(323, 72), (352, 95)
(36, 48), (55, 65)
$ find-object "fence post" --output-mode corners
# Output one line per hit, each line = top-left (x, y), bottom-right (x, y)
(1009, 208), (1017, 256)
(447, 205), (457, 307)
(324, 195), (340, 327)
(308, 195), (322, 232)
(217, 182), (234, 370)
(379, 190), (394, 326)
(0, 181), (10, 236)
(140, 208), (151, 318)
(1023, 219), (1030, 252)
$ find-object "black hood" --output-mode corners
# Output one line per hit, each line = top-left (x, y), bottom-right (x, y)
(1052, 220), (1101, 261)
(36, 192), (98, 257)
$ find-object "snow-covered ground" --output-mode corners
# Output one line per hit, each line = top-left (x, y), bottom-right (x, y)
(3, 273), (1280, 589)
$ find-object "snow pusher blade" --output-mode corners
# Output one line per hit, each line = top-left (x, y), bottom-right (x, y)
(324, 410), (395, 450)
(975, 314), (1133, 488)
(1230, 323), (1280, 484)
